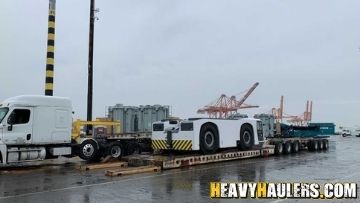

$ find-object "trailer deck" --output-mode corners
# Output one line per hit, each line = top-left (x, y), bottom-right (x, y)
(121, 146), (274, 170)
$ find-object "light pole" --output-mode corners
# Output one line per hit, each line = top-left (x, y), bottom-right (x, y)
(87, 0), (95, 134)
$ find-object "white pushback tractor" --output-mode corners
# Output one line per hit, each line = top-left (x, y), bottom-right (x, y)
(0, 95), (147, 166)
(152, 117), (264, 154)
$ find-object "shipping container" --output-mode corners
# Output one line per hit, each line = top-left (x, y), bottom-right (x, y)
(308, 123), (336, 135)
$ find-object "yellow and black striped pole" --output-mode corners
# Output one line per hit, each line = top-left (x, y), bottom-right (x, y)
(45, 0), (56, 96)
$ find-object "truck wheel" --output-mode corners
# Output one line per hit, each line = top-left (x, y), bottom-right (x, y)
(239, 124), (254, 151)
(123, 142), (140, 155)
(283, 142), (292, 154)
(274, 143), (283, 155)
(309, 140), (318, 151)
(200, 124), (219, 154)
(318, 140), (323, 150)
(79, 139), (99, 161)
(109, 143), (122, 159)
(291, 141), (299, 153)
(306, 141), (313, 151)
(323, 140), (329, 150)
(313, 140), (319, 151)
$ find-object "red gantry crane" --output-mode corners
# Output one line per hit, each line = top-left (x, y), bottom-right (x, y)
(272, 96), (313, 126)
(197, 82), (260, 118)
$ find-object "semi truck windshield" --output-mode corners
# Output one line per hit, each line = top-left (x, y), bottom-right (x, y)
(0, 107), (9, 123)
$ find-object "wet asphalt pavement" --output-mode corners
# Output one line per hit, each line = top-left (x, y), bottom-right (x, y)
(0, 135), (359, 203)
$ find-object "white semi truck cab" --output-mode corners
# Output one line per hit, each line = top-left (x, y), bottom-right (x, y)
(0, 95), (152, 166)
(0, 95), (74, 165)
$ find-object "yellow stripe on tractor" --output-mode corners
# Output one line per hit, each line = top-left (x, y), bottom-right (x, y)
(152, 140), (192, 151)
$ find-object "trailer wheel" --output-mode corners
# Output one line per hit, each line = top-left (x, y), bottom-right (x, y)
(109, 143), (122, 159)
(79, 139), (99, 161)
(323, 140), (329, 150)
(200, 123), (219, 154)
(239, 124), (254, 151)
(274, 143), (283, 155)
(291, 141), (299, 153)
(318, 140), (323, 150)
(313, 140), (319, 151)
(308, 140), (318, 151)
(283, 142), (292, 154)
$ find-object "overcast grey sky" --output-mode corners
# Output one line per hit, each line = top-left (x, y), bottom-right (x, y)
(1, 0), (360, 128)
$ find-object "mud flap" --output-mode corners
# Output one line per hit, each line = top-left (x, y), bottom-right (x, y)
(0, 141), (7, 165)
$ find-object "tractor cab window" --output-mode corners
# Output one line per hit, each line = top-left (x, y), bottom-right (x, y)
(8, 109), (30, 125)
(153, 123), (164, 131)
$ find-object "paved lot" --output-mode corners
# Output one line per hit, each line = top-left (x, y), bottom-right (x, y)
(0, 136), (359, 203)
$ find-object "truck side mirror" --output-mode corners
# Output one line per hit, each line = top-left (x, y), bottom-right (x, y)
(7, 114), (15, 131)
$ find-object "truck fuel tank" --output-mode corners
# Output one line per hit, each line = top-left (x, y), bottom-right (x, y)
(7, 147), (46, 163)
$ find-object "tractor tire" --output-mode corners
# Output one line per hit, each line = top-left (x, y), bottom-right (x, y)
(200, 123), (219, 154)
(239, 124), (254, 151)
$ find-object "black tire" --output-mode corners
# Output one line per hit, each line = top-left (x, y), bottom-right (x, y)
(309, 140), (318, 151)
(109, 142), (122, 160)
(307, 142), (312, 151)
(79, 139), (99, 161)
(239, 124), (254, 151)
(283, 142), (292, 154)
(291, 141), (299, 153)
(0, 152), (2, 164)
(323, 139), (329, 150)
(318, 140), (323, 150)
(313, 140), (319, 151)
(124, 142), (140, 156)
(200, 123), (219, 154)
(274, 143), (283, 155)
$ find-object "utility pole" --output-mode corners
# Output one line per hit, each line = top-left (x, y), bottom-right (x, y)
(87, 0), (95, 134)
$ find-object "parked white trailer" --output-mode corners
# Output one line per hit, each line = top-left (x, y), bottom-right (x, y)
(152, 118), (264, 154)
